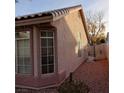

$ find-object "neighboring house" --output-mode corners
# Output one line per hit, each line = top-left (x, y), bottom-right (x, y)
(15, 5), (89, 92)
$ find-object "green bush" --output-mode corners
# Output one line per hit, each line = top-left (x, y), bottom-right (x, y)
(57, 80), (90, 93)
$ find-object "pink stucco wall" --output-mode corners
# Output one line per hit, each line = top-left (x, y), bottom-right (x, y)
(16, 9), (89, 90)
(52, 10), (88, 78)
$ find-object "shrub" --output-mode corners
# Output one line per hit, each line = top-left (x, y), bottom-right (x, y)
(57, 79), (90, 93)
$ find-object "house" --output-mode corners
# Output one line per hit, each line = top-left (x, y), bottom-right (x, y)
(15, 5), (89, 92)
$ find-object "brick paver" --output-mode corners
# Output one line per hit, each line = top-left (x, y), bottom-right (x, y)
(73, 59), (109, 93)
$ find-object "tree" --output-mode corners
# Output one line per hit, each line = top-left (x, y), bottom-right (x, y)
(86, 11), (106, 58)
(96, 32), (106, 44)
(86, 11), (106, 45)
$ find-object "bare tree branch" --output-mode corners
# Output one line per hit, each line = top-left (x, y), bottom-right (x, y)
(86, 11), (106, 44)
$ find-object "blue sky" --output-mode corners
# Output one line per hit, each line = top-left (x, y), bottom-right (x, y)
(15, 0), (108, 28)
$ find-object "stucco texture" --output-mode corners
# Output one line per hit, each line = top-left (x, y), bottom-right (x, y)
(52, 10), (88, 77)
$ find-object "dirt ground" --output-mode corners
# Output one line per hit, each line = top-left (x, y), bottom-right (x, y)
(73, 59), (109, 93)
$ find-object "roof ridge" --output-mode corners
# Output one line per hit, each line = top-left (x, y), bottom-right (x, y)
(16, 5), (82, 20)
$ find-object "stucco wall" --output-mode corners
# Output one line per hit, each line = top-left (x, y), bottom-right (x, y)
(88, 43), (109, 60)
(52, 10), (88, 78)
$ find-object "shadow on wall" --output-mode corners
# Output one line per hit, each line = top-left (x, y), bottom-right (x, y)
(52, 11), (89, 78)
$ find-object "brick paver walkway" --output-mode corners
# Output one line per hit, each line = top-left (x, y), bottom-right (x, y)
(73, 59), (109, 93)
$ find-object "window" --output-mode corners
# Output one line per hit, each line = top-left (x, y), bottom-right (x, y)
(15, 31), (32, 74)
(40, 31), (55, 74)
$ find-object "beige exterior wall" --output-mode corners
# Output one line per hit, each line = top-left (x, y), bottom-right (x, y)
(88, 43), (109, 60)
(52, 10), (88, 77)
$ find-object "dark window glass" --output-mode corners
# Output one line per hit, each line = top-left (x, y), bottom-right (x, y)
(25, 66), (32, 73)
(48, 65), (54, 73)
(16, 32), (30, 39)
(48, 48), (53, 55)
(24, 57), (31, 65)
(41, 32), (47, 37)
(48, 56), (54, 64)
(18, 66), (23, 73)
(41, 48), (47, 56)
(42, 57), (47, 65)
(15, 32), (19, 38)
(18, 57), (23, 65)
(24, 40), (30, 47)
(47, 32), (53, 37)
(42, 65), (47, 74)
(41, 38), (47, 47)
(48, 38), (53, 46)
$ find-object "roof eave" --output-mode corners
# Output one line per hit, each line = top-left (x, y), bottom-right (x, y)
(15, 5), (82, 26)
(79, 9), (90, 44)
(16, 16), (53, 26)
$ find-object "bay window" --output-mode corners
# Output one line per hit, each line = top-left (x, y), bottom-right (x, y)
(15, 31), (32, 74)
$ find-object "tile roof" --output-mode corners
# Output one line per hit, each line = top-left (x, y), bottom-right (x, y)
(15, 5), (82, 20)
